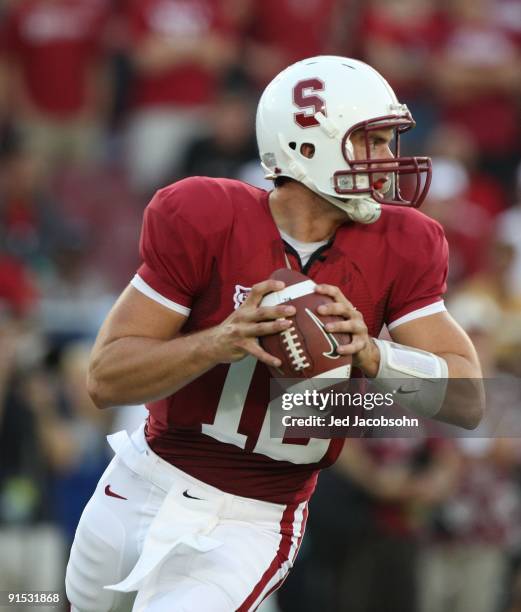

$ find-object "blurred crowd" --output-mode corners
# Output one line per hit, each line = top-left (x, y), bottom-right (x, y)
(0, 0), (520, 610)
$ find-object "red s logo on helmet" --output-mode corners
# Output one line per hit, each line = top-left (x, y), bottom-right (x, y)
(293, 79), (327, 128)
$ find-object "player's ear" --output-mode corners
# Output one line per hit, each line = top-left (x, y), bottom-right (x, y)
(300, 143), (315, 159)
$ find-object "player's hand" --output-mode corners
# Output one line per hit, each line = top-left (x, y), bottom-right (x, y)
(208, 279), (296, 367)
(314, 284), (381, 377)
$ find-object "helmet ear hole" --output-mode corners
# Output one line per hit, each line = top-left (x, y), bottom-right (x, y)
(289, 142), (297, 150)
(300, 143), (315, 159)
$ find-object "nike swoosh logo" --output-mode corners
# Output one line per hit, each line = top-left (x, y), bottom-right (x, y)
(183, 489), (203, 500)
(396, 386), (418, 394)
(304, 307), (340, 359)
(104, 484), (127, 500)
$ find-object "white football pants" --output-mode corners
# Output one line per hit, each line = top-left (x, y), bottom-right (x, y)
(65, 425), (307, 611)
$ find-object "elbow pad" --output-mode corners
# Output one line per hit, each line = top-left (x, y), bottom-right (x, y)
(372, 339), (448, 418)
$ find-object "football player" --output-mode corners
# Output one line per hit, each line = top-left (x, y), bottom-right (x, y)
(66, 56), (483, 611)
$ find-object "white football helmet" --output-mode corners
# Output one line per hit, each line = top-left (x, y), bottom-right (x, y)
(256, 56), (432, 224)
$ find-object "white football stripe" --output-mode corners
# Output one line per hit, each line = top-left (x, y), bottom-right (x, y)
(260, 280), (316, 307)
(315, 364), (352, 378)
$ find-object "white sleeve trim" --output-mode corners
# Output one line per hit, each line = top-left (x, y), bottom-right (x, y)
(387, 300), (446, 331)
(131, 274), (191, 317)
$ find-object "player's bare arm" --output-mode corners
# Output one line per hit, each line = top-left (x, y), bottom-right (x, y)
(314, 283), (484, 429)
(87, 280), (294, 408)
(389, 312), (484, 428)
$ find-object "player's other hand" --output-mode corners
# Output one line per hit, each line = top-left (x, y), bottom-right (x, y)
(208, 279), (295, 368)
(314, 284), (380, 377)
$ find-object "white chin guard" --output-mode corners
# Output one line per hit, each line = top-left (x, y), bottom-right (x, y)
(325, 195), (382, 224)
(301, 176), (382, 224)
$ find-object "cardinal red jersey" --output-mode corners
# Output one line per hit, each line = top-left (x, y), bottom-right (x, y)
(132, 177), (448, 504)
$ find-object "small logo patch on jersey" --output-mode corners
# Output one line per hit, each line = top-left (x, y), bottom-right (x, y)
(183, 489), (203, 500)
(104, 484), (127, 500)
(233, 285), (251, 309)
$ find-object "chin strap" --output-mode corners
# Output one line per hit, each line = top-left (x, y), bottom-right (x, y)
(320, 192), (382, 224)
(300, 175), (382, 224)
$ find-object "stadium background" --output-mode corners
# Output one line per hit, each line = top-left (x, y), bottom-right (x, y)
(0, 0), (520, 610)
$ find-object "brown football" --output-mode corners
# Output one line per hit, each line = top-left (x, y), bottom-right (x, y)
(259, 268), (353, 379)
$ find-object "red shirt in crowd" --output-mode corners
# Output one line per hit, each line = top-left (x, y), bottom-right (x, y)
(358, 6), (447, 98)
(435, 20), (521, 155)
(0, 255), (38, 316)
(128, 0), (236, 109)
(365, 437), (452, 537)
(3, 0), (109, 118)
(243, 0), (340, 88)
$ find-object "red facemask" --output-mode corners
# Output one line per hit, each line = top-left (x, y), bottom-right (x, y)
(333, 114), (432, 208)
